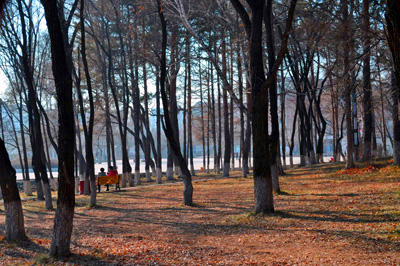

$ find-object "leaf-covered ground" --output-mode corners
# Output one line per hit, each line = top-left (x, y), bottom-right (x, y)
(1, 158), (399, 265)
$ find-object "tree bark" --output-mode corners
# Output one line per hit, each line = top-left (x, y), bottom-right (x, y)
(280, 68), (287, 169)
(80, 0), (96, 206)
(41, 0), (75, 257)
(248, 0), (274, 213)
(170, 25), (181, 178)
(186, 37), (195, 175)
(0, 137), (27, 242)
(265, 0), (281, 193)
(222, 30), (231, 177)
(156, 68), (163, 183)
(343, 0), (355, 169)
(386, 0), (400, 166)
(158, 0), (193, 206)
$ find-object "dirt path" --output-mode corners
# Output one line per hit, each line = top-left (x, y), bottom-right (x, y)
(1, 161), (399, 265)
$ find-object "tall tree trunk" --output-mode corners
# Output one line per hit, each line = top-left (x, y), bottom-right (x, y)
(158, 0), (193, 205)
(207, 61), (211, 173)
(41, 0), (75, 256)
(76, 66), (90, 196)
(132, 51), (141, 186)
(183, 61), (188, 164)
(217, 72), (222, 174)
(222, 30), (231, 177)
(238, 43), (245, 175)
(208, 34), (217, 173)
(199, 59), (206, 172)
(249, 0), (273, 213)
(289, 103), (298, 168)
(80, 0), (96, 206)
(242, 63), (251, 177)
(143, 63), (152, 181)
(265, 0), (281, 192)
(230, 98), (235, 170)
(229, 35), (235, 171)
(352, 79), (360, 160)
(330, 75), (337, 162)
(103, 58), (112, 168)
(391, 72), (400, 165)
(377, 63), (387, 156)
(186, 36), (195, 175)
(386, 1), (400, 166)
(171, 25), (181, 178)
(280, 68), (287, 169)
(343, 0), (355, 168)
(156, 69), (163, 183)
(17, 90), (32, 195)
(362, 0), (372, 161)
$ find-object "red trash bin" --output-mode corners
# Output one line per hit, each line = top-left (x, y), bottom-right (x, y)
(79, 180), (91, 195)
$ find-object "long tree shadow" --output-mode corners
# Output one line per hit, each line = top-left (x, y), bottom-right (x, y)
(274, 210), (400, 224)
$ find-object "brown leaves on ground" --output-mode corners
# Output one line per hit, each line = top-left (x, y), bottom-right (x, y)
(0, 158), (400, 265)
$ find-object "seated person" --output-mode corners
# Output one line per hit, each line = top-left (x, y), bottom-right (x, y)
(98, 167), (109, 191)
(108, 166), (118, 176)
(107, 166), (118, 191)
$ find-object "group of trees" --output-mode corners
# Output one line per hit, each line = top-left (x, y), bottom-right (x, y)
(0, 0), (399, 258)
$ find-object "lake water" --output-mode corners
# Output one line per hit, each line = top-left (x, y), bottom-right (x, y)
(16, 156), (331, 180)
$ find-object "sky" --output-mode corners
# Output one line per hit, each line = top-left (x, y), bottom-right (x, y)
(0, 70), (7, 97)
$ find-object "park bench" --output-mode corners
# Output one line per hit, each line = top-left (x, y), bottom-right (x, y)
(96, 174), (121, 192)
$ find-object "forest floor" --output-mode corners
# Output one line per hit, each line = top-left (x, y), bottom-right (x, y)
(0, 157), (400, 265)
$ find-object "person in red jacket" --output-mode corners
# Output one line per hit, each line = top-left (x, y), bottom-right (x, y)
(106, 166), (118, 191)
(108, 166), (118, 176)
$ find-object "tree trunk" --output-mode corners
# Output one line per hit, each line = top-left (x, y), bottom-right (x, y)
(386, 1), (400, 166)
(41, 0), (75, 256)
(343, 0), (355, 169)
(183, 58), (188, 164)
(243, 66), (252, 177)
(391, 73), (400, 165)
(249, 0), (274, 213)
(170, 25), (181, 178)
(217, 72), (222, 174)
(207, 60), (211, 173)
(158, 1), (193, 205)
(156, 69), (163, 183)
(361, 0), (372, 161)
(143, 64), (152, 182)
(132, 52), (141, 186)
(0, 138), (27, 242)
(238, 43), (246, 176)
(265, 0), (281, 192)
(222, 31), (231, 177)
(186, 37), (195, 175)
(289, 104), (298, 168)
(229, 35), (235, 171)
(280, 68), (287, 169)
(18, 90), (32, 195)
(377, 64), (387, 156)
(199, 60), (206, 172)
(80, 0), (96, 206)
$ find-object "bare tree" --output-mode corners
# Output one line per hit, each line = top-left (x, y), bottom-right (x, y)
(41, 0), (75, 257)
(386, 0), (400, 166)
